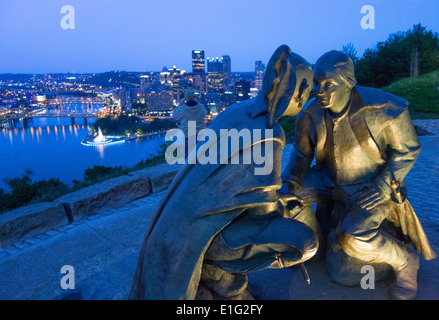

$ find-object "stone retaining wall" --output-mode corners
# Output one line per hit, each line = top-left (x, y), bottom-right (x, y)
(0, 202), (69, 248)
(0, 163), (181, 248)
(54, 174), (151, 222)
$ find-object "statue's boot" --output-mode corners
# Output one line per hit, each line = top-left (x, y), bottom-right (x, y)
(195, 282), (214, 300)
(199, 263), (253, 300)
(337, 218), (420, 300)
(390, 252), (420, 300)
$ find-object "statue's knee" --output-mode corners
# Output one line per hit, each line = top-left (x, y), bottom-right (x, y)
(336, 228), (361, 254)
(336, 224), (380, 259)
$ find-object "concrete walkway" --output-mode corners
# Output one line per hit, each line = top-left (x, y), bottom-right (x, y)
(414, 119), (439, 136)
(0, 125), (439, 300)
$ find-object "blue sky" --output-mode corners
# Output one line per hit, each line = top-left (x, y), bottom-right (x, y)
(1, 0), (438, 73)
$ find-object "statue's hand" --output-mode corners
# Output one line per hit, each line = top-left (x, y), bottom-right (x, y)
(354, 184), (390, 210)
(278, 191), (304, 218)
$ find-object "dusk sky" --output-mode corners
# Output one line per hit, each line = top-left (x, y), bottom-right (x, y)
(1, 0), (438, 73)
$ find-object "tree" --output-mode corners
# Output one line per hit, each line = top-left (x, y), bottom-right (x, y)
(355, 24), (439, 87)
(342, 43), (358, 64)
(404, 24), (439, 76)
(0, 169), (69, 214)
(82, 165), (125, 183)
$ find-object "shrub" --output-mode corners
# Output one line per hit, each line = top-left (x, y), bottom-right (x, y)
(0, 170), (70, 214)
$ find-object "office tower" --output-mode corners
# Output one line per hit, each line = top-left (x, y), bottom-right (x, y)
(192, 50), (205, 75)
(255, 60), (265, 90)
(169, 66), (181, 100)
(222, 89), (235, 106)
(207, 57), (224, 93)
(119, 86), (132, 112)
(235, 79), (251, 102)
(160, 66), (172, 85)
(192, 50), (206, 92)
(207, 57), (223, 73)
(249, 88), (259, 99)
(140, 75), (149, 91)
(222, 55), (232, 88)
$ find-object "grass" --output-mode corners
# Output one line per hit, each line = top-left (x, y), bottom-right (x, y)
(383, 70), (439, 119)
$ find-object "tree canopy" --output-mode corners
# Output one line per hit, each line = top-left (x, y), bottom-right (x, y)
(93, 115), (177, 135)
(348, 24), (439, 88)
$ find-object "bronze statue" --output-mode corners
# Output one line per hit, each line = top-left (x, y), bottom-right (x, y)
(281, 50), (437, 300)
(129, 45), (318, 300)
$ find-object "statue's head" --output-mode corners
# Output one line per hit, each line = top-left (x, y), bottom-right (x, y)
(313, 50), (357, 111)
(251, 45), (313, 127)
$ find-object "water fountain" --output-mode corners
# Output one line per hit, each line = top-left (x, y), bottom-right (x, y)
(81, 127), (126, 146)
(93, 128), (108, 143)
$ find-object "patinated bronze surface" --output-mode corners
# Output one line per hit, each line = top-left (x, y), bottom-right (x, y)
(129, 45), (318, 300)
(281, 50), (437, 300)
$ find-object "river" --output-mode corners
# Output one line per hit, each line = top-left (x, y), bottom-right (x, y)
(0, 115), (165, 192)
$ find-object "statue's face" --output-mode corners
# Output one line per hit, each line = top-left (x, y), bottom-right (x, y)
(313, 67), (351, 110)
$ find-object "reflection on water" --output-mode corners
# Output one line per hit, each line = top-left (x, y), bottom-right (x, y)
(97, 145), (105, 159)
(3, 123), (88, 145)
(0, 117), (164, 191)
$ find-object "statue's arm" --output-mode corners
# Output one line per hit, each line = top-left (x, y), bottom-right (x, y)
(375, 108), (421, 195)
(281, 112), (316, 193)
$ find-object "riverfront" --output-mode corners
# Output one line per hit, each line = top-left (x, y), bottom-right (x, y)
(0, 117), (165, 192)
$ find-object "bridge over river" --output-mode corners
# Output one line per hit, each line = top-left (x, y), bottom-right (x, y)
(0, 111), (180, 128)
(0, 112), (101, 127)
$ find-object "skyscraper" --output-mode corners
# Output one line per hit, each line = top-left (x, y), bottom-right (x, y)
(192, 50), (205, 75)
(255, 60), (266, 90)
(222, 55), (232, 88)
(119, 86), (132, 112)
(169, 66), (182, 100)
(159, 66), (171, 85)
(207, 57), (224, 93)
(207, 57), (223, 73)
(235, 79), (251, 102)
(192, 50), (206, 92)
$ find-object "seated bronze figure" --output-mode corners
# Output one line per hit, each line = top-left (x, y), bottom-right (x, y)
(129, 45), (318, 300)
(281, 50), (437, 300)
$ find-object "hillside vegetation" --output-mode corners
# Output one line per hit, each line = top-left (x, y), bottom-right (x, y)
(383, 70), (439, 118)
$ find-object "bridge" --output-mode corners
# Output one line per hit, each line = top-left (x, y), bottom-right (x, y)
(45, 99), (104, 108)
(1, 112), (99, 119)
(0, 113), (170, 121)
(0, 113), (214, 128)
(138, 116), (213, 126)
(0, 112), (101, 127)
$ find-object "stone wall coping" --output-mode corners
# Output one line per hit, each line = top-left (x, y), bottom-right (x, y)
(0, 202), (69, 248)
(0, 162), (182, 248)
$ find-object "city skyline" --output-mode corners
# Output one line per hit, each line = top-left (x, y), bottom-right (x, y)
(1, 0), (439, 73)
(0, 48), (261, 77)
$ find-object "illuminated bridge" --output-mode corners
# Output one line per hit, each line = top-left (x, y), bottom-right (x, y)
(0, 112), (101, 126)
(0, 114), (213, 127)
